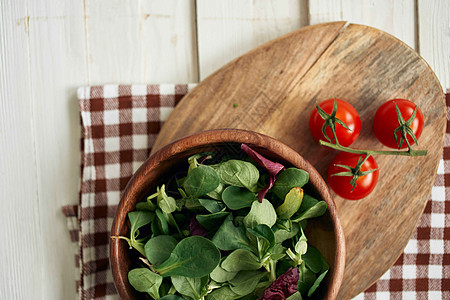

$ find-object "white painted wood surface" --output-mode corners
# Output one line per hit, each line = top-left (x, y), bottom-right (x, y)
(0, 0), (448, 299)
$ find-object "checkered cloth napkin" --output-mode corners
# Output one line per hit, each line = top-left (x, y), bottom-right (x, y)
(62, 85), (449, 299)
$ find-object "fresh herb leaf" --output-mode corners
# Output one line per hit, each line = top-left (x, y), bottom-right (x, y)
(229, 270), (267, 296)
(273, 168), (309, 200)
(154, 236), (220, 278)
(144, 235), (178, 265)
(297, 262), (316, 296)
(244, 199), (277, 229)
(155, 209), (170, 235)
(183, 165), (220, 198)
(274, 222), (300, 244)
(118, 211), (154, 256)
(301, 246), (323, 273)
(298, 194), (319, 213)
(128, 268), (162, 299)
(135, 201), (154, 211)
(276, 187), (303, 219)
(210, 258), (238, 282)
(212, 215), (253, 251)
(217, 160), (260, 192)
(198, 198), (226, 213)
(157, 184), (177, 214)
(286, 291), (303, 300)
(246, 224), (275, 258)
(206, 182), (225, 200)
(307, 256), (329, 297)
(222, 186), (256, 210)
(221, 249), (262, 272)
(207, 286), (241, 300)
(160, 295), (184, 300)
(196, 211), (230, 231)
(171, 275), (208, 300)
(291, 201), (327, 223)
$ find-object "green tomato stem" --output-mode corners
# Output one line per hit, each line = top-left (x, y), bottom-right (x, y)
(319, 140), (427, 156)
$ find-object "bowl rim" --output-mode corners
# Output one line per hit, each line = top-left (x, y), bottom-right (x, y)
(110, 128), (345, 299)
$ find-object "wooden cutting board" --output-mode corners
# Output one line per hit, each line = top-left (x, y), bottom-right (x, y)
(151, 22), (446, 299)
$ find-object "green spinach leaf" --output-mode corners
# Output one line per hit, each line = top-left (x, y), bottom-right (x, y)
(198, 198), (226, 213)
(207, 286), (241, 300)
(291, 201), (327, 223)
(183, 165), (220, 198)
(297, 262), (316, 296)
(135, 201), (154, 211)
(302, 245), (323, 273)
(123, 211), (154, 255)
(286, 291), (303, 300)
(196, 211), (230, 231)
(171, 276), (208, 300)
(157, 184), (177, 214)
(128, 268), (162, 299)
(207, 182), (225, 200)
(221, 249), (262, 272)
(155, 209), (170, 235)
(246, 224), (274, 258)
(307, 256), (329, 297)
(274, 222), (299, 244)
(160, 295), (184, 300)
(217, 160), (259, 192)
(276, 187), (303, 219)
(222, 186), (256, 210)
(212, 215), (253, 251)
(243, 199), (277, 228)
(210, 258), (238, 282)
(298, 194), (319, 213)
(155, 236), (220, 278)
(144, 235), (178, 265)
(272, 168), (309, 200)
(229, 270), (267, 296)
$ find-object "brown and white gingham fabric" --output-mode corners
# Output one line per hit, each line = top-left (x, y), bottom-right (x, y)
(63, 86), (449, 299)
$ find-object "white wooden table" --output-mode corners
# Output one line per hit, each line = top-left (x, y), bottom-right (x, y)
(1, 1), (448, 299)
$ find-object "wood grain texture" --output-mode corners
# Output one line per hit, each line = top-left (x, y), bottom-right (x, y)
(196, 0), (308, 80)
(27, 1), (88, 299)
(152, 23), (446, 299)
(85, 0), (198, 84)
(309, 0), (416, 50)
(418, 0), (450, 91)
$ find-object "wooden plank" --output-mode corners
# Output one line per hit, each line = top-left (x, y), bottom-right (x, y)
(309, 0), (416, 49)
(196, 0), (308, 80)
(85, 0), (198, 84)
(140, 0), (198, 83)
(418, 0), (450, 90)
(84, 0), (142, 84)
(26, 0), (87, 299)
(0, 1), (41, 299)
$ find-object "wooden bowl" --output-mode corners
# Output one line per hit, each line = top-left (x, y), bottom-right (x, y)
(110, 129), (345, 299)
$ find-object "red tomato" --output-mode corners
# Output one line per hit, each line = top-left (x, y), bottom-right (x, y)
(373, 99), (424, 149)
(309, 99), (361, 147)
(327, 152), (379, 200)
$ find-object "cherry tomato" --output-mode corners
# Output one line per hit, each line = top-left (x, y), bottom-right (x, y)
(327, 152), (379, 200)
(373, 99), (424, 149)
(309, 99), (361, 147)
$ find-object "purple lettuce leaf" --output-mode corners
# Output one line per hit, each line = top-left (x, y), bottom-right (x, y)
(241, 144), (285, 202)
(261, 267), (299, 300)
(189, 216), (208, 237)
